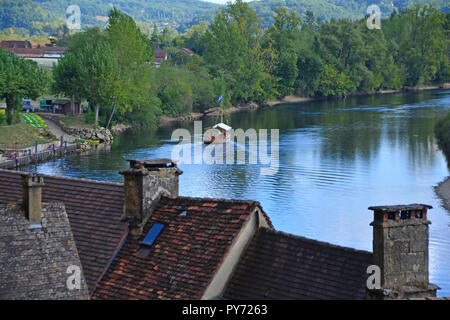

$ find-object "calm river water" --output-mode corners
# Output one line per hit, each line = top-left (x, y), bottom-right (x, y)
(30, 89), (450, 296)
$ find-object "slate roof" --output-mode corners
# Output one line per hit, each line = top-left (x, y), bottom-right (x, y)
(223, 228), (373, 300)
(0, 169), (126, 293)
(92, 196), (273, 300)
(0, 203), (89, 299)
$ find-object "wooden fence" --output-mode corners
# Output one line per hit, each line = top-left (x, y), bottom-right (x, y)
(0, 142), (77, 169)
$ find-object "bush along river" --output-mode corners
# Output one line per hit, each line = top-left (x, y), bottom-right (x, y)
(28, 89), (450, 296)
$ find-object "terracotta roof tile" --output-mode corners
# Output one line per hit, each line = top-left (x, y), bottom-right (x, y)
(92, 196), (270, 300)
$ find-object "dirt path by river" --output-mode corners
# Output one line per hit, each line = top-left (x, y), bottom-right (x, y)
(43, 117), (77, 143)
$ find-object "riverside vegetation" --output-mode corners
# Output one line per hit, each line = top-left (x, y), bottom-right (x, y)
(1, 1), (449, 131)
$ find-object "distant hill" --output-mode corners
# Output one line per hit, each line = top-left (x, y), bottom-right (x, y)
(0, 0), (221, 37)
(35, 0), (221, 26)
(249, 0), (450, 28)
(184, 0), (450, 30)
(0, 0), (448, 38)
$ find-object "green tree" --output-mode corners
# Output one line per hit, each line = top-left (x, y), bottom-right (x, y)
(384, 4), (449, 86)
(52, 52), (81, 115)
(317, 64), (352, 97)
(150, 23), (161, 49)
(204, 0), (272, 104)
(106, 8), (155, 127)
(54, 8), (158, 128)
(0, 48), (48, 124)
(264, 8), (302, 97)
(59, 27), (118, 127)
(399, 5), (448, 85)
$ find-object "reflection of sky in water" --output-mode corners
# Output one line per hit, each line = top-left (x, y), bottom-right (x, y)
(30, 90), (450, 296)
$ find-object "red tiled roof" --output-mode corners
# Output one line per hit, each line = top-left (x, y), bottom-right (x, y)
(181, 48), (194, 56)
(45, 46), (67, 53)
(92, 196), (273, 300)
(0, 40), (31, 49)
(154, 48), (167, 59)
(0, 169), (127, 292)
(31, 42), (49, 48)
(6, 48), (45, 58)
(223, 228), (373, 300)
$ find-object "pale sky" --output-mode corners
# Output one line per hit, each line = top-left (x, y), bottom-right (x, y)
(201, 0), (255, 4)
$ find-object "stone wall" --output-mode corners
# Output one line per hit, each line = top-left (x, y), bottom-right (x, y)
(41, 115), (114, 143)
(66, 127), (113, 144)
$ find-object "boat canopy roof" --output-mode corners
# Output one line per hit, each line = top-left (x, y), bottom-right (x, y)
(213, 123), (232, 131)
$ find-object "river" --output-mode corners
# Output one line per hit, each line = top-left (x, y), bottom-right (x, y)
(30, 89), (450, 297)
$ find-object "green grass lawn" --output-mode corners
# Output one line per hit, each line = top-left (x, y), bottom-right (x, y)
(0, 122), (57, 149)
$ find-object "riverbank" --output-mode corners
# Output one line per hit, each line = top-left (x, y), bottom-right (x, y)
(435, 178), (450, 213)
(0, 122), (57, 149)
(158, 83), (450, 127)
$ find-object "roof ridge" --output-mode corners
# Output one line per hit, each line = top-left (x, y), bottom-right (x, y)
(259, 227), (373, 256)
(0, 169), (123, 187)
(161, 195), (260, 206)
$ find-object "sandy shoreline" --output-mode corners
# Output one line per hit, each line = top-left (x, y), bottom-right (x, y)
(265, 95), (316, 106)
(435, 177), (450, 213)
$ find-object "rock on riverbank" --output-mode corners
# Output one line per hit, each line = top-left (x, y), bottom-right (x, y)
(67, 127), (114, 144)
(40, 115), (114, 143)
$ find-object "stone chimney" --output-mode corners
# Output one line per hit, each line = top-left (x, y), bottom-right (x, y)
(367, 204), (440, 299)
(119, 159), (183, 235)
(21, 173), (45, 226)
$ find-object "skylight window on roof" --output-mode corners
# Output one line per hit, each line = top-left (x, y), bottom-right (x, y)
(142, 223), (165, 246)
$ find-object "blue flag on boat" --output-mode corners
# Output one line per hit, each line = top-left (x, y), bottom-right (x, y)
(217, 95), (223, 103)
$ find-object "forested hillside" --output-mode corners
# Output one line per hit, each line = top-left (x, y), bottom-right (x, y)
(1, 0), (449, 39)
(251, 0), (450, 28)
(1, 1), (448, 129)
(0, 0), (220, 38)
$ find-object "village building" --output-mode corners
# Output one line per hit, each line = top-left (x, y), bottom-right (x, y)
(0, 173), (89, 299)
(0, 40), (32, 49)
(42, 99), (82, 115)
(0, 41), (67, 67)
(154, 48), (168, 67)
(181, 48), (194, 56)
(0, 159), (442, 300)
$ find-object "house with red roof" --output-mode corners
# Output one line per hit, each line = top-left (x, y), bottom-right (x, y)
(0, 159), (442, 300)
(181, 48), (194, 56)
(154, 48), (168, 67)
(0, 40), (32, 50)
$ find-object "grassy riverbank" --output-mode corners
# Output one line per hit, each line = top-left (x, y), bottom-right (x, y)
(0, 123), (56, 148)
